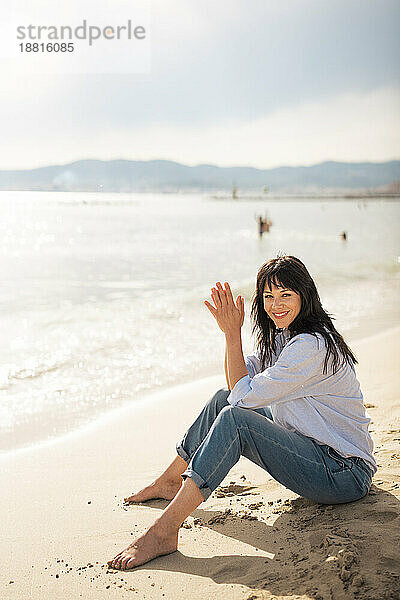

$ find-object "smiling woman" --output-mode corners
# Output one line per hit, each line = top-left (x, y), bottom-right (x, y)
(251, 255), (358, 374)
(108, 254), (376, 572)
(263, 284), (302, 329)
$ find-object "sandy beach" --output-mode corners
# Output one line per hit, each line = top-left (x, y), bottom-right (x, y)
(1, 327), (399, 600)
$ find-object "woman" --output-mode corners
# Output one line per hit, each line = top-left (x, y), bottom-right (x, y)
(108, 255), (376, 571)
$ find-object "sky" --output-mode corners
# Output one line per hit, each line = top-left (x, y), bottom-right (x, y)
(1, 0), (400, 170)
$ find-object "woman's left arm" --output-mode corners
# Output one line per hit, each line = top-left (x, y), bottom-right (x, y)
(204, 281), (248, 388)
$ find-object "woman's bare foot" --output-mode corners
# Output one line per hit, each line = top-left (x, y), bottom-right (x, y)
(124, 479), (182, 504)
(108, 521), (178, 570)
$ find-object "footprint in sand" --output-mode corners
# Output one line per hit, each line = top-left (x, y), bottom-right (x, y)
(361, 510), (398, 522)
(214, 484), (257, 498)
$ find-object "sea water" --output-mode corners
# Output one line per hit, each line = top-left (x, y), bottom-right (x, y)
(1, 191), (399, 451)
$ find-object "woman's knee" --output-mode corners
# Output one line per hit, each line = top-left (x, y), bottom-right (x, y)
(207, 388), (230, 413)
(213, 403), (242, 429)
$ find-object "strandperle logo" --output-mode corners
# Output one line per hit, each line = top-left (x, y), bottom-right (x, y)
(16, 19), (146, 46)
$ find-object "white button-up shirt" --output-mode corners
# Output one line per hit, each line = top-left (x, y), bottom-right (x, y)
(228, 329), (377, 473)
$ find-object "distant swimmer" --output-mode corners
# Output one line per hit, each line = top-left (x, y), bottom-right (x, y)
(258, 215), (264, 238)
(340, 231), (347, 241)
(257, 213), (272, 238)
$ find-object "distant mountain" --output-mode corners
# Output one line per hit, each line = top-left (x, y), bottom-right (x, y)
(0, 159), (399, 193)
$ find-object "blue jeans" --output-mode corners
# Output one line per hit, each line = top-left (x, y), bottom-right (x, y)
(176, 389), (373, 504)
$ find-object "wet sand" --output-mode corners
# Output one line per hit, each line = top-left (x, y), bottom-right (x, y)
(1, 328), (399, 600)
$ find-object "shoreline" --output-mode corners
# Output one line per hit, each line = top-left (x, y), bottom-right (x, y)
(1, 326), (399, 599)
(3, 319), (399, 459)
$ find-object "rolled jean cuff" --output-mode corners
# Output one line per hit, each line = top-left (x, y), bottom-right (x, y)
(180, 467), (212, 502)
(176, 442), (191, 464)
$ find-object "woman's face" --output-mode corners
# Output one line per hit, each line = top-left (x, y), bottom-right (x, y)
(263, 282), (301, 329)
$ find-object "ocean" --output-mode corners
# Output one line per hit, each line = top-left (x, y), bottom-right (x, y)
(1, 191), (399, 452)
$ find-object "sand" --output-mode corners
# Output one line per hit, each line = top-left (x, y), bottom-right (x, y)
(1, 327), (399, 600)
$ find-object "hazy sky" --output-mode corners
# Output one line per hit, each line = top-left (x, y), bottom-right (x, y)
(1, 0), (400, 169)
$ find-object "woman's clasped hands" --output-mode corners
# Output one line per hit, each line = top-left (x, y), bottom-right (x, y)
(204, 281), (244, 335)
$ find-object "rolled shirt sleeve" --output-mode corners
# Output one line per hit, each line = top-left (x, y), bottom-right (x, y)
(228, 334), (326, 409)
(245, 354), (261, 378)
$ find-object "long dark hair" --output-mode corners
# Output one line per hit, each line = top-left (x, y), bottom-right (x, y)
(250, 255), (357, 374)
